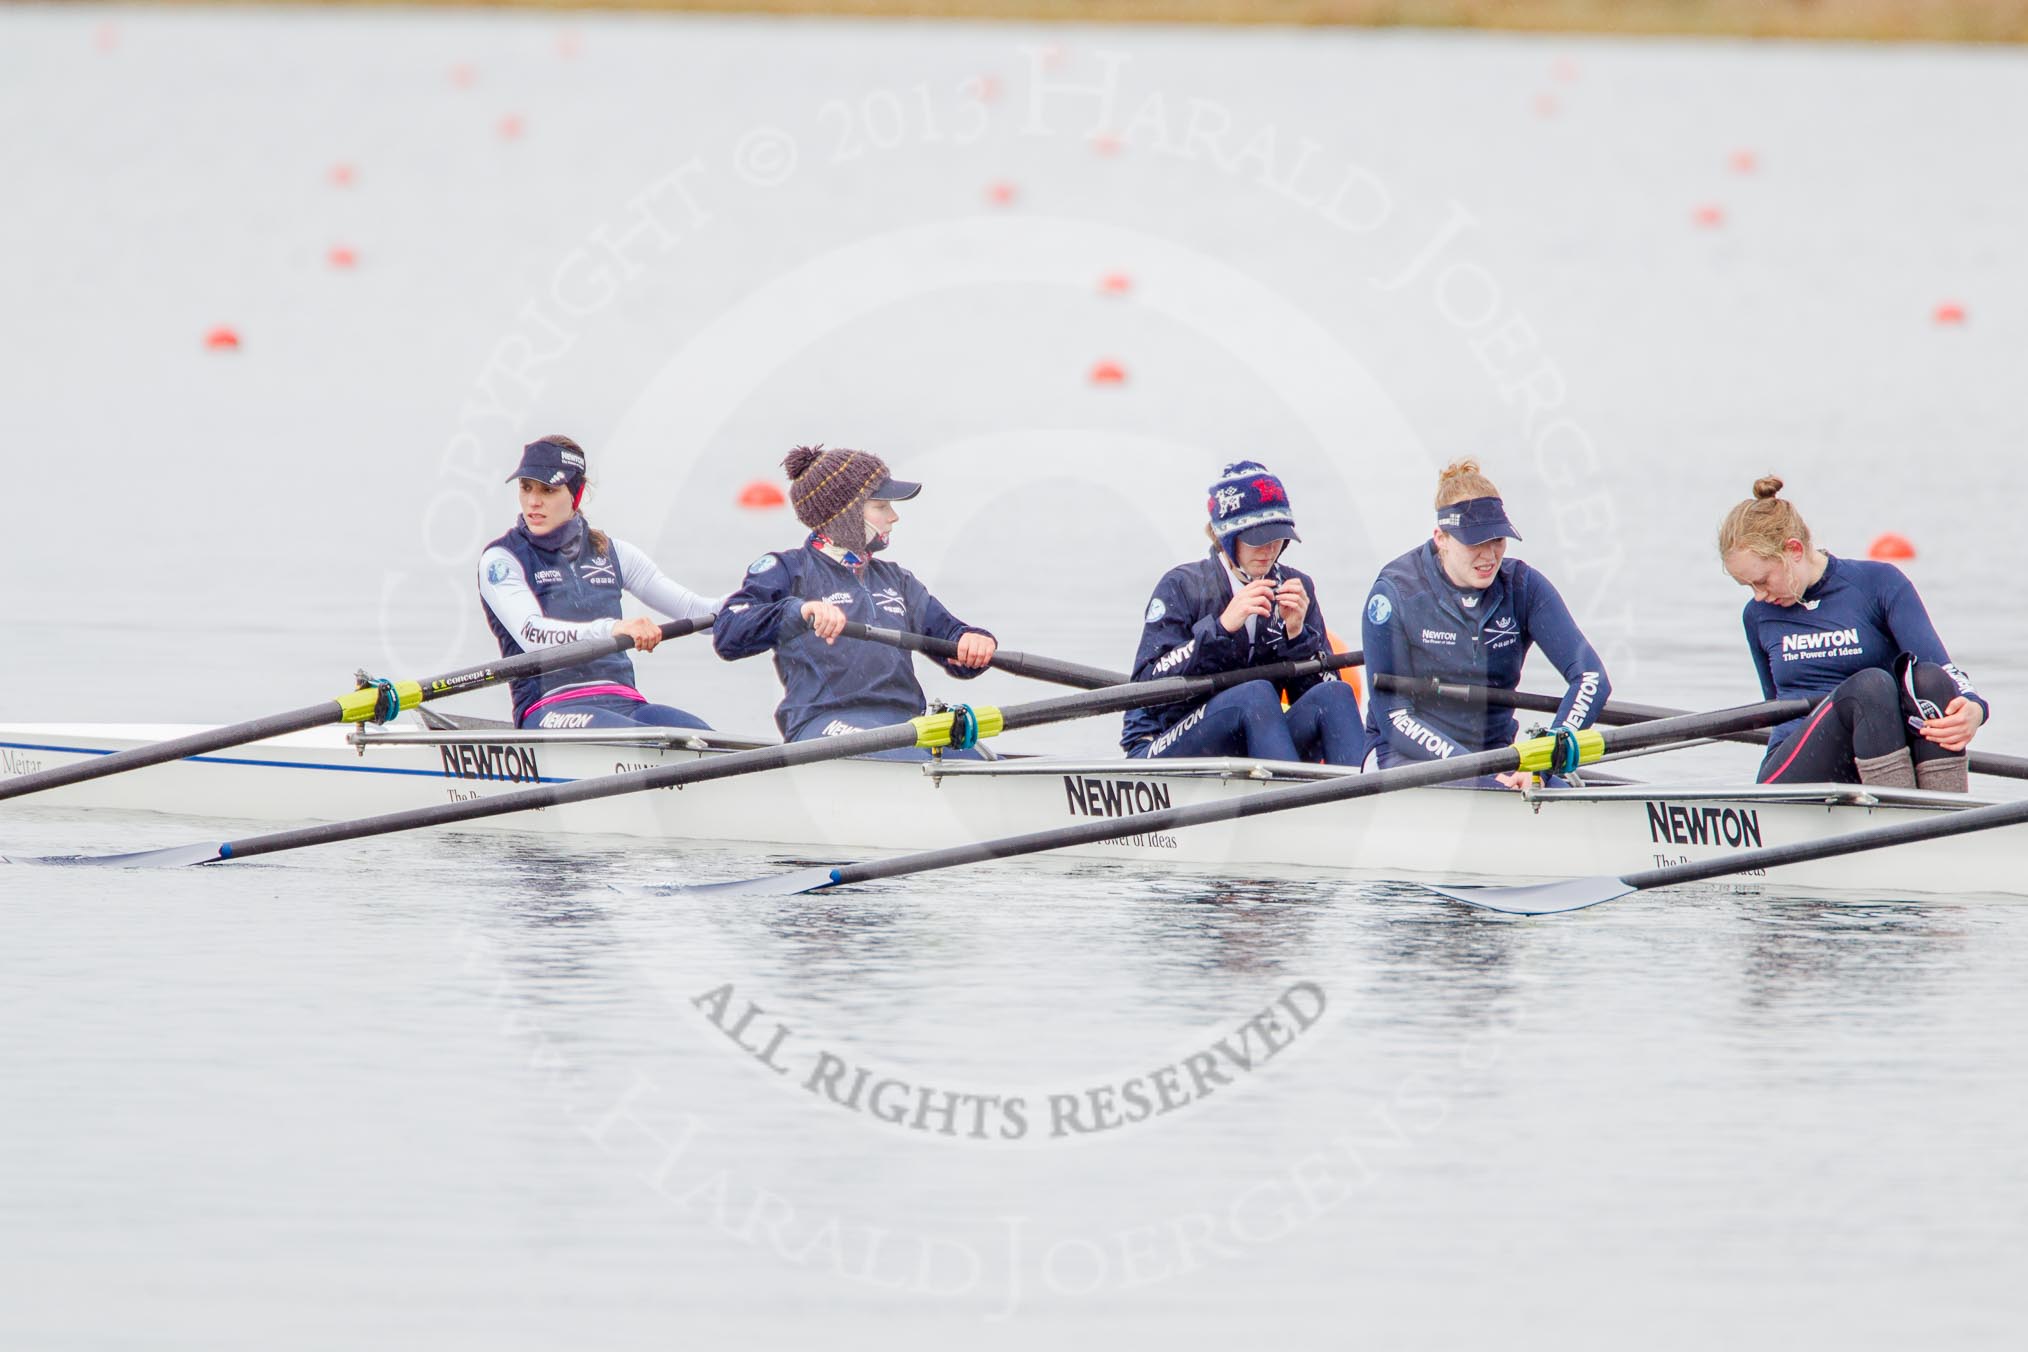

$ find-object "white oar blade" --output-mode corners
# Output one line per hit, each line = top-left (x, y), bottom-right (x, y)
(617, 866), (845, 899)
(1429, 876), (1635, 915)
(7, 843), (230, 869)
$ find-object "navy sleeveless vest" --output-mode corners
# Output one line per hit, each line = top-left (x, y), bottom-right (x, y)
(481, 518), (638, 721)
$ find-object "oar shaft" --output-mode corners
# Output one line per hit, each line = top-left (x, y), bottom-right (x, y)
(0, 702), (344, 803)
(0, 615), (715, 806)
(1375, 675), (2028, 781)
(835, 622), (1127, 690)
(1369, 675), (1776, 744)
(830, 700), (1810, 889)
(204, 648), (1367, 864)
(416, 614), (715, 701)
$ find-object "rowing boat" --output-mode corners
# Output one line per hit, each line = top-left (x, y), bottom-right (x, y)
(3, 718), (2022, 898)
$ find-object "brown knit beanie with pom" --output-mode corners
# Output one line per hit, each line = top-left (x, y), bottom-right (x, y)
(784, 444), (890, 554)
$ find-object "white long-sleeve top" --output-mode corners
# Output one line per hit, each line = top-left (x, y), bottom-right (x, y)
(478, 537), (722, 651)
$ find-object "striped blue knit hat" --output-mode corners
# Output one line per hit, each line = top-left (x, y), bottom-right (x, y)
(1206, 460), (1301, 555)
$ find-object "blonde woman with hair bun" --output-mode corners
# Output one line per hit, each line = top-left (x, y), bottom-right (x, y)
(1360, 458), (1609, 788)
(1720, 475), (1986, 791)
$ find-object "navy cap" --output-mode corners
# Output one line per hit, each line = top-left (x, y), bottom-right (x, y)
(506, 438), (587, 493)
(1235, 520), (1301, 547)
(869, 474), (921, 502)
(1436, 496), (1522, 546)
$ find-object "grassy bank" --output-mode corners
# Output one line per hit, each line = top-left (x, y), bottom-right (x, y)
(190, 1), (2028, 43)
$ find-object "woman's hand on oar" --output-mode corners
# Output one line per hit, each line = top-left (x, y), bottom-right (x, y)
(0, 615), (716, 806)
(17, 647), (1362, 869)
(658, 698), (1811, 900)
(1432, 792), (2028, 916)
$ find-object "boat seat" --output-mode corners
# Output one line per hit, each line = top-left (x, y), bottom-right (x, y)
(417, 706), (515, 732)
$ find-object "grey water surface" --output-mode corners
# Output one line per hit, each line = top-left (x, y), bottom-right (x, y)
(3, 5), (2027, 1348)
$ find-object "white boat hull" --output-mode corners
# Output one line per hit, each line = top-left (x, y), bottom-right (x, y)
(2, 722), (2021, 899)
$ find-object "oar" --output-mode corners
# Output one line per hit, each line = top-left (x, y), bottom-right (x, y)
(1430, 793), (2028, 916)
(1375, 675), (2028, 781)
(0, 615), (717, 805)
(835, 622), (1129, 690)
(662, 699), (1812, 898)
(11, 649), (1366, 869)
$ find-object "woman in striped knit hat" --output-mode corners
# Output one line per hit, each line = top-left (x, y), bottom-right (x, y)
(1121, 461), (1364, 765)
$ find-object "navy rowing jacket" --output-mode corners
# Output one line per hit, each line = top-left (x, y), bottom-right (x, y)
(1361, 542), (1608, 766)
(1743, 553), (1988, 748)
(1122, 553), (1336, 752)
(713, 540), (992, 741)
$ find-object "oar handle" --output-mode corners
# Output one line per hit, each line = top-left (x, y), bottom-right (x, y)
(835, 622), (1127, 690)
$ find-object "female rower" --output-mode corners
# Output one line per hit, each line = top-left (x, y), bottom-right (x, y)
(1361, 458), (1609, 788)
(478, 436), (722, 730)
(1720, 475), (1986, 790)
(713, 444), (996, 752)
(1122, 461), (1363, 763)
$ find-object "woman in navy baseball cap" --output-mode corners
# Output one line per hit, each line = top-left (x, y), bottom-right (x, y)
(477, 436), (726, 730)
(1120, 461), (1364, 764)
(1360, 458), (1611, 787)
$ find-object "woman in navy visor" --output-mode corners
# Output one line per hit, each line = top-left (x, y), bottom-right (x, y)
(1360, 458), (1610, 787)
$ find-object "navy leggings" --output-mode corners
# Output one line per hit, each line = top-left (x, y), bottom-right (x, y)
(520, 694), (710, 732)
(1136, 679), (1365, 765)
(1759, 662), (1962, 784)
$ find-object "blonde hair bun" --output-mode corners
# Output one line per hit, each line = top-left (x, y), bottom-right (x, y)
(1752, 475), (1784, 500)
(1434, 457), (1499, 509)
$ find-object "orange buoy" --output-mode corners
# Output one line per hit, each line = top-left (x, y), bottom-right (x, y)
(737, 480), (786, 510)
(1088, 359), (1127, 385)
(327, 245), (357, 269)
(1692, 204), (1725, 228)
(984, 180), (1018, 207)
(450, 64), (476, 89)
(1868, 533), (1916, 561)
(204, 326), (241, 352)
(1730, 149), (1758, 174)
(1089, 132), (1123, 155)
(1550, 57), (1579, 83)
(1533, 93), (1559, 118)
(329, 162), (355, 188)
(1933, 301), (1967, 325)
(1096, 272), (1132, 296)
(974, 74), (1002, 103)
(498, 114), (524, 141)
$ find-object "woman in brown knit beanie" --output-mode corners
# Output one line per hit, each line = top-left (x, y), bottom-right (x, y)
(713, 445), (998, 752)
